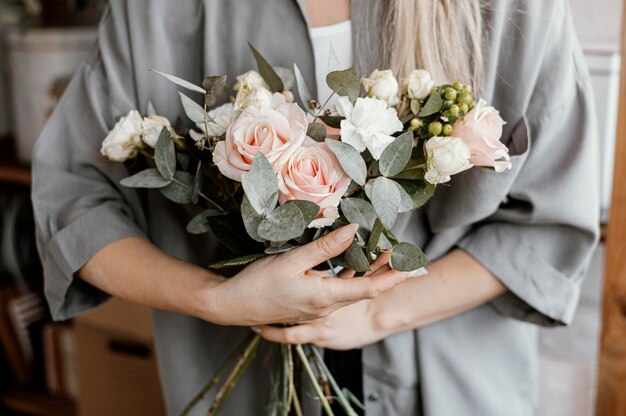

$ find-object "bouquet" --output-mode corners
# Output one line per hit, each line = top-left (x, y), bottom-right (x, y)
(100, 44), (510, 415)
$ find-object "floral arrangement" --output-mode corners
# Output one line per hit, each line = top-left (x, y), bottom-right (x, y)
(101, 44), (509, 415)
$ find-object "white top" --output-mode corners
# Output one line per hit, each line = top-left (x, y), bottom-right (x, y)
(308, 20), (353, 105)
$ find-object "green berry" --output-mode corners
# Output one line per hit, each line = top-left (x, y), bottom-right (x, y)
(463, 84), (473, 94)
(449, 104), (460, 116)
(410, 118), (422, 128)
(460, 103), (469, 113)
(453, 82), (463, 91)
(443, 124), (453, 136)
(428, 121), (443, 136)
(444, 87), (458, 101)
(443, 100), (454, 110)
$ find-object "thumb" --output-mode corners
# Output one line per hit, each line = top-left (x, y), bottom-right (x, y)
(290, 224), (359, 271)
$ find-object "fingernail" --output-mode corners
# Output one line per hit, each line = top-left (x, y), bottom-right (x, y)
(251, 326), (261, 334)
(336, 224), (359, 242)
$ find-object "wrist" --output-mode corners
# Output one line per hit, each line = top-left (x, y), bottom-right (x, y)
(188, 269), (228, 324)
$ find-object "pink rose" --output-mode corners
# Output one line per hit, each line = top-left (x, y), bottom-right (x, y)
(213, 100), (308, 181)
(278, 139), (351, 228)
(453, 99), (511, 172)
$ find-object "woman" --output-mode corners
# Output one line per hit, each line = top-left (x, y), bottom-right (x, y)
(32, 0), (599, 415)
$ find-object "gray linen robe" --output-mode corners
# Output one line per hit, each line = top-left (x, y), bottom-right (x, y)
(31, 0), (599, 415)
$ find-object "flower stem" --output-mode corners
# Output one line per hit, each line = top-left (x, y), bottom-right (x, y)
(313, 92), (337, 123)
(207, 334), (262, 416)
(310, 347), (359, 416)
(295, 344), (334, 416)
(170, 177), (225, 212)
(179, 333), (254, 416)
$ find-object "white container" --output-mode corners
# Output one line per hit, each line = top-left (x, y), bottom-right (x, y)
(582, 44), (621, 223)
(7, 27), (96, 163)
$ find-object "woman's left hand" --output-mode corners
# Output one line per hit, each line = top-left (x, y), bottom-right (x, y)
(256, 252), (395, 350)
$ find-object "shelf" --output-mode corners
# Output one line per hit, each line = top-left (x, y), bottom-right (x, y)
(0, 388), (75, 416)
(0, 164), (31, 186)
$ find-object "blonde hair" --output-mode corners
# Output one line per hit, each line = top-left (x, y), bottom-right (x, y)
(381, 0), (485, 94)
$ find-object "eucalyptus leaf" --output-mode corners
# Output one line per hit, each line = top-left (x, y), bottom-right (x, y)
(326, 67), (359, 102)
(179, 92), (205, 124)
(150, 69), (205, 94)
(257, 203), (306, 242)
(241, 195), (265, 242)
(155, 128), (175, 180)
(418, 93), (443, 117)
(209, 253), (266, 270)
(318, 115), (343, 128)
(340, 198), (377, 231)
(159, 171), (194, 204)
(366, 219), (384, 252)
(370, 177), (401, 229)
(191, 162), (203, 204)
(394, 179), (436, 210)
(393, 181), (414, 212)
(177, 153), (191, 171)
(275, 66), (295, 91)
(249, 43), (284, 93)
(379, 132), (414, 177)
(294, 63), (313, 112)
(390, 242), (430, 272)
(325, 139), (367, 186)
(120, 168), (171, 189)
(286, 200), (320, 227)
(343, 242), (371, 273)
(264, 244), (297, 255)
(186, 208), (226, 234)
(307, 123), (327, 142)
(241, 153), (279, 215)
(410, 99), (420, 115)
(202, 75), (227, 107)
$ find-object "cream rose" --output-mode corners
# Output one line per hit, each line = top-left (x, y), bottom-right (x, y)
(100, 110), (143, 161)
(142, 115), (173, 148)
(278, 139), (351, 228)
(212, 101), (308, 181)
(424, 136), (472, 184)
(233, 70), (269, 92)
(361, 69), (400, 106)
(405, 69), (435, 100)
(335, 96), (403, 159)
(190, 102), (239, 142)
(453, 99), (511, 172)
(234, 85), (273, 111)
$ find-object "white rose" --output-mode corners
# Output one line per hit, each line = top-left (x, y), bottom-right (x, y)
(141, 115), (172, 147)
(405, 69), (435, 100)
(100, 110), (143, 161)
(361, 69), (400, 106)
(424, 136), (472, 184)
(190, 103), (239, 142)
(234, 85), (273, 111)
(233, 70), (269, 92)
(335, 96), (403, 159)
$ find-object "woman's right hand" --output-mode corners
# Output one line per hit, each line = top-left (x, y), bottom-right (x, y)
(203, 224), (410, 326)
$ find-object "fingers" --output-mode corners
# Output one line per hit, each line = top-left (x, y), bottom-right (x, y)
(326, 268), (409, 304)
(256, 324), (319, 345)
(288, 224), (359, 271)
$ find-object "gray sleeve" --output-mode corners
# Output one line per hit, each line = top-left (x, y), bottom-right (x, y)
(31, 4), (148, 321)
(457, 1), (600, 326)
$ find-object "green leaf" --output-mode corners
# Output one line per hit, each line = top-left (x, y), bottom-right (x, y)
(343, 242), (371, 273)
(190, 161), (203, 204)
(366, 218), (384, 252)
(340, 198), (377, 232)
(202, 75), (227, 107)
(150, 69), (205, 94)
(177, 153), (191, 171)
(418, 93), (443, 117)
(410, 99), (420, 115)
(248, 43), (284, 93)
(155, 128), (175, 180)
(257, 203), (307, 242)
(390, 242), (430, 272)
(319, 115), (343, 128)
(209, 253), (266, 270)
(394, 179), (436, 210)
(307, 123), (327, 142)
(286, 200), (320, 227)
(264, 244), (297, 254)
(241, 195), (265, 242)
(179, 92), (205, 124)
(186, 208), (226, 234)
(325, 139), (367, 186)
(379, 132), (414, 177)
(159, 171), (194, 204)
(326, 67), (359, 102)
(370, 177), (401, 229)
(241, 153), (279, 215)
(294, 63), (313, 113)
(120, 168), (171, 189)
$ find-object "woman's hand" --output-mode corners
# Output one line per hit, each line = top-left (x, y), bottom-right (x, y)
(205, 225), (410, 326)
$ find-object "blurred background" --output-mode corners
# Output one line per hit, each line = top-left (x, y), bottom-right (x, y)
(0, 1), (623, 415)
